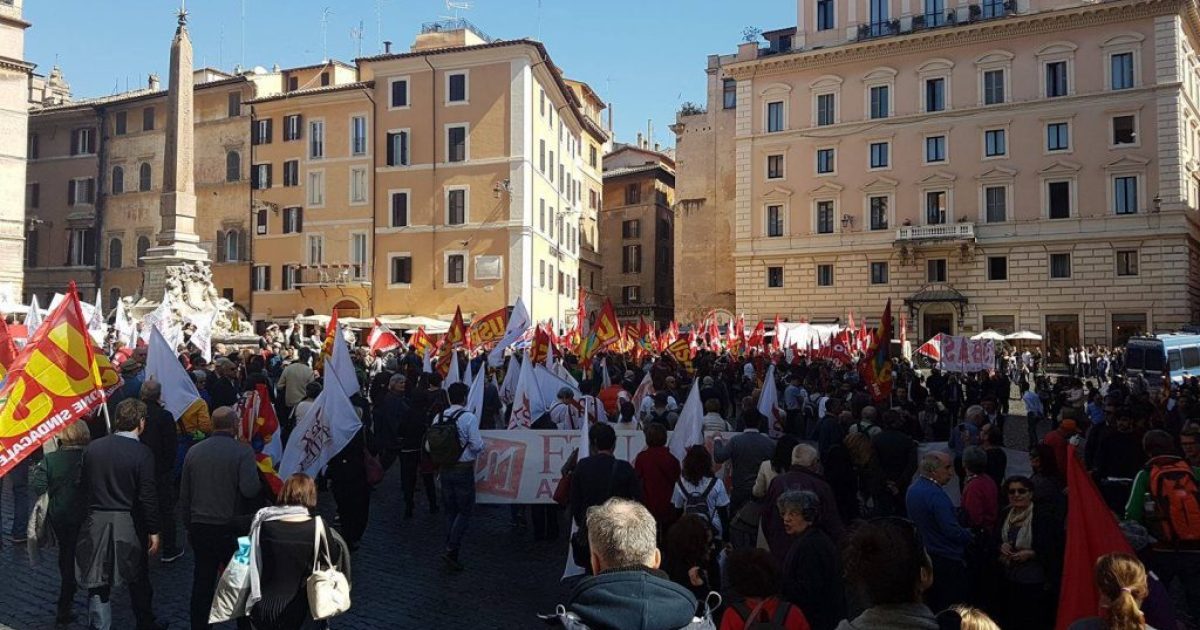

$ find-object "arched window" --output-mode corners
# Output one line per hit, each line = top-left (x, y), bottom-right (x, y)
(111, 166), (124, 194)
(225, 228), (241, 262)
(136, 235), (150, 267)
(108, 287), (121, 308)
(139, 163), (152, 192)
(226, 151), (241, 182)
(108, 237), (122, 269)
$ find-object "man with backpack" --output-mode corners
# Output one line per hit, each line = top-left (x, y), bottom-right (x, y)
(1125, 429), (1200, 620)
(425, 382), (483, 572)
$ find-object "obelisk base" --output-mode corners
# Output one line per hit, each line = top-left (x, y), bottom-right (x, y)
(140, 242), (208, 304)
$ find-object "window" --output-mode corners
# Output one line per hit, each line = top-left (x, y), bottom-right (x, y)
(870, 262), (889, 285)
(1114, 176), (1138, 214)
(623, 245), (642, 273)
(320, 72), (330, 87)
(27, 133), (38, 159)
(27, 182), (38, 208)
(1045, 61), (1068, 97)
(767, 154), (784, 179)
(925, 0), (945, 25)
(138, 163), (152, 192)
(589, 145), (598, 169)
(221, 229), (243, 263)
(925, 135), (946, 163)
(142, 107), (155, 131)
(539, 140), (545, 172)
(351, 116), (368, 155)
(869, 85), (889, 119)
(284, 114), (302, 141)
(108, 238), (122, 269)
(816, 264), (834, 287)
(984, 129), (1006, 157)
(228, 91), (241, 117)
(816, 93), (835, 126)
(288, 76), (299, 91)
(390, 256), (413, 285)
(390, 78), (409, 108)
(111, 166), (124, 194)
(869, 0), (889, 33)
(69, 178), (95, 206)
(985, 186), (1007, 223)
(390, 192), (409, 227)
(226, 151), (241, 182)
(766, 101), (784, 133)
(625, 183), (641, 205)
(350, 167), (368, 204)
(539, 260), (546, 288)
(114, 111), (127, 135)
(71, 128), (95, 155)
(723, 79), (737, 109)
(1047, 122), (1069, 151)
(817, 0), (834, 30)
(987, 256), (1008, 281)
(283, 207), (303, 234)
(622, 219), (640, 239)
(253, 119), (272, 145)
(309, 120), (325, 158)
(253, 266), (271, 291)
(135, 235), (150, 266)
(925, 191), (947, 224)
(767, 266), (784, 288)
(446, 254), (466, 285)
(983, 69), (1005, 105)
(549, 151), (555, 182)
(447, 72), (468, 103)
(766, 205), (784, 237)
(816, 148), (835, 174)
(1111, 52), (1134, 90)
(869, 196), (888, 230)
(1048, 181), (1071, 219)
(925, 78), (945, 112)
(1112, 115), (1136, 146)
(982, 0), (1006, 18)
(281, 265), (296, 290)
(350, 233), (368, 278)
(25, 228), (37, 267)
(283, 160), (299, 187)
(816, 201), (834, 234)
(622, 286), (641, 304)
(307, 235), (324, 265)
(1116, 250), (1139, 276)
(66, 228), (95, 267)
(927, 259), (947, 283)
(447, 188), (467, 225)
(1050, 253), (1072, 279)
(386, 131), (410, 167)
(308, 171), (325, 206)
(255, 209), (268, 235)
(252, 163), (272, 190)
(869, 142), (889, 169)
(447, 125), (467, 162)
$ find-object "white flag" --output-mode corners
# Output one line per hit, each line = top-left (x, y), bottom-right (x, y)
(443, 351), (462, 390)
(187, 310), (218, 363)
(466, 363), (485, 421)
(507, 352), (539, 429)
(421, 347), (432, 373)
(500, 355), (519, 406)
(756, 364), (785, 438)
(113, 299), (135, 348)
(668, 383), (704, 462)
(600, 357), (612, 390)
(140, 292), (172, 344)
(279, 366), (363, 478)
(146, 325), (205, 424)
(88, 289), (107, 345)
(326, 322), (359, 398)
(24, 295), (42, 336)
(488, 297), (530, 367)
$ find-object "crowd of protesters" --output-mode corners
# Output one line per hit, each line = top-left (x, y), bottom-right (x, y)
(8, 316), (1200, 630)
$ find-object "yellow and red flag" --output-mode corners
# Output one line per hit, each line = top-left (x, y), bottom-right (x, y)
(530, 324), (554, 365)
(409, 326), (434, 356)
(0, 318), (17, 379)
(747, 320), (766, 351)
(437, 307), (468, 376)
(468, 307), (507, 349)
(666, 337), (694, 372)
(238, 383), (284, 496)
(0, 286), (104, 477)
(592, 299), (621, 352)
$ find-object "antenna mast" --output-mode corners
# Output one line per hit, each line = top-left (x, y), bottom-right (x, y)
(321, 7), (334, 62)
(376, 0), (386, 54)
(351, 21), (365, 59)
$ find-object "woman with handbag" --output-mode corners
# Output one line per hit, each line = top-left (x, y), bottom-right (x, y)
(30, 420), (91, 625)
(247, 474), (350, 630)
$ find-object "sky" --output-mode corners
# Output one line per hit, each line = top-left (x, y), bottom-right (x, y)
(24, 0), (793, 149)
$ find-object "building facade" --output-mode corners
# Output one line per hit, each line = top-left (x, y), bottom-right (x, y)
(685, 0), (1200, 362)
(0, 0), (31, 305)
(601, 142), (676, 326)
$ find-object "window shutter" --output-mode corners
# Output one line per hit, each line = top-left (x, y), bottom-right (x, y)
(296, 208), (304, 232)
(65, 231), (73, 266)
(83, 231), (96, 265)
(251, 166), (260, 190)
(265, 165), (273, 189)
(216, 230), (226, 263)
(67, 180), (76, 206)
(386, 133), (395, 166)
(265, 266), (272, 290)
(265, 119), (273, 144)
(238, 230), (248, 262)
(295, 115), (303, 139)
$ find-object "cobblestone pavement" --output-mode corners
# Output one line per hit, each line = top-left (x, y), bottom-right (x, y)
(0, 465), (576, 630)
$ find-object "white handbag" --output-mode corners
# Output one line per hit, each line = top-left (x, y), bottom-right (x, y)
(305, 517), (351, 620)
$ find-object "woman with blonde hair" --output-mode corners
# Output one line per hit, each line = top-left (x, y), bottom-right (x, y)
(31, 419), (92, 624)
(1068, 552), (1154, 630)
(937, 605), (1000, 630)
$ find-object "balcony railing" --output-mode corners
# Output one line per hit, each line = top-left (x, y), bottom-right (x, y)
(857, 2), (1016, 41)
(293, 263), (370, 287)
(895, 223), (975, 242)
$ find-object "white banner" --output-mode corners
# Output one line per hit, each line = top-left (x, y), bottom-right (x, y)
(938, 335), (995, 373)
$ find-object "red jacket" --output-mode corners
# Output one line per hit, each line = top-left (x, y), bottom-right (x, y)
(633, 445), (680, 528)
(961, 474), (999, 533)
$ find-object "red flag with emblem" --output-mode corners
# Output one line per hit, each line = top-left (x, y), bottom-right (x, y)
(409, 326), (433, 356)
(771, 315), (782, 350)
(437, 307), (468, 375)
(530, 324), (553, 365)
(592, 299), (621, 352)
(747, 320), (766, 351)
(367, 318), (403, 354)
(0, 318), (17, 379)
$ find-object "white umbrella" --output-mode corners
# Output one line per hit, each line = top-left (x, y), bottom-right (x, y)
(971, 330), (1007, 341)
(1005, 330), (1043, 341)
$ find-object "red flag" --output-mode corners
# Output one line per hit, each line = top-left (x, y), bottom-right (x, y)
(747, 320), (766, 351)
(1055, 446), (1136, 629)
(0, 318), (17, 378)
(592, 299), (621, 351)
(530, 324), (553, 365)
(830, 330), (854, 365)
(367, 318), (402, 354)
(437, 307), (468, 375)
(771, 315), (782, 350)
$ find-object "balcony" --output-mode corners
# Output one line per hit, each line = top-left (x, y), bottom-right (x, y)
(856, 2), (1017, 42)
(293, 263), (370, 288)
(895, 223), (975, 242)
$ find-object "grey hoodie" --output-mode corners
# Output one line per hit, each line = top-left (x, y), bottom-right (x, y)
(834, 604), (940, 630)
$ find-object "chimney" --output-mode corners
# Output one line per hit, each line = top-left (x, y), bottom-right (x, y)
(607, 102), (613, 133)
(384, 40), (393, 54)
(636, 132), (643, 149)
(654, 142), (660, 152)
(148, 73), (161, 91)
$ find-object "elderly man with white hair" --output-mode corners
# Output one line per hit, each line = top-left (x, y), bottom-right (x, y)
(906, 450), (974, 613)
(761, 443), (845, 565)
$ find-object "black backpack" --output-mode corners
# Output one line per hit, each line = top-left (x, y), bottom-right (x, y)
(424, 409), (467, 465)
(730, 598), (795, 629)
(531, 403), (561, 430)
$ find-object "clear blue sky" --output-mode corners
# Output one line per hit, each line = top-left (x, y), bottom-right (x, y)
(25, 1), (792, 148)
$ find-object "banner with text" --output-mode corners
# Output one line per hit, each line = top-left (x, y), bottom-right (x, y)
(937, 336), (995, 374)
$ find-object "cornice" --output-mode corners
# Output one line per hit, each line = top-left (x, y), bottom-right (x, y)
(726, 0), (1184, 81)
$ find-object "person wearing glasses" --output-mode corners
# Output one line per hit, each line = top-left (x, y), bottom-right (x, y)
(994, 475), (1062, 629)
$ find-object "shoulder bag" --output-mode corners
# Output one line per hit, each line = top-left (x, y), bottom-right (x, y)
(306, 516), (351, 620)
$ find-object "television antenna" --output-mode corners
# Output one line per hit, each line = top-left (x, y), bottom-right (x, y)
(321, 7), (334, 62)
(350, 21), (365, 58)
(375, 0), (387, 53)
(443, 0), (472, 20)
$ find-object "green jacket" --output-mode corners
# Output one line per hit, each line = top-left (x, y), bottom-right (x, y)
(30, 447), (87, 528)
(1124, 455), (1200, 523)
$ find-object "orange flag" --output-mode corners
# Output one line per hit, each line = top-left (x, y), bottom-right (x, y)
(592, 299), (621, 352)
(0, 286), (104, 477)
(409, 326), (433, 356)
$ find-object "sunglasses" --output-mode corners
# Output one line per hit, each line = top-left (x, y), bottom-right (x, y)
(1007, 488), (1030, 496)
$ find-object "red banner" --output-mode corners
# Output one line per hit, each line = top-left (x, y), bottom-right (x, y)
(468, 307), (507, 348)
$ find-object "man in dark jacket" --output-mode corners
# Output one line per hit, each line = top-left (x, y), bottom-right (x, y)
(207, 358), (240, 409)
(570, 423), (641, 531)
(761, 443), (845, 565)
(380, 374), (438, 518)
(713, 412), (776, 515)
(139, 380), (180, 562)
(76, 398), (164, 630)
(551, 498), (698, 630)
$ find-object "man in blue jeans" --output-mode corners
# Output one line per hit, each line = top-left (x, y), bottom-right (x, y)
(439, 382), (483, 572)
(5, 455), (32, 544)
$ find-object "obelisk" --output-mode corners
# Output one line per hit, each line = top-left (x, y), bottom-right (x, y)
(140, 6), (208, 301)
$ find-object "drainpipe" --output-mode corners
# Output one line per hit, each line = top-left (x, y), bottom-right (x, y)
(94, 105), (108, 304)
(423, 55), (438, 298)
(248, 98), (257, 327)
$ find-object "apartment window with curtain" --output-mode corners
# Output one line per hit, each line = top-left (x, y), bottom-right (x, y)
(284, 114), (302, 141)
(925, 136), (946, 163)
(309, 120), (325, 158)
(984, 129), (1007, 157)
(926, 191), (947, 224)
(767, 266), (784, 288)
(66, 228), (95, 267)
(767, 154), (784, 179)
(1048, 181), (1071, 219)
(816, 93), (835, 126)
(253, 266), (271, 291)
(282, 160), (298, 187)
(308, 172), (325, 206)
(307, 235), (324, 265)
(869, 196), (888, 230)
(816, 201), (834, 234)
(387, 131), (410, 167)
(983, 69), (1005, 105)
(766, 205), (784, 237)
(870, 262), (889, 285)
(622, 219), (640, 239)
(447, 189), (467, 225)
(350, 233), (368, 278)
(351, 116), (368, 155)
(253, 119), (272, 145)
(1111, 52), (1134, 90)
(869, 85), (889, 119)
(1050, 253), (1072, 279)
(722, 79), (737, 109)
(283, 207), (303, 234)
(982, 0), (1006, 18)
(622, 245), (642, 273)
(1116, 250), (1139, 276)
(816, 0), (834, 30)
(350, 168), (368, 204)
(766, 101), (784, 132)
(869, 142), (889, 169)
(925, 78), (946, 112)
(869, 0), (889, 34)
(1114, 176), (1138, 214)
(251, 164), (271, 190)
(447, 254), (466, 284)
(1046, 61), (1068, 97)
(816, 264), (834, 287)
(928, 259), (947, 283)
(985, 186), (1007, 223)
(816, 148), (835, 174)
(447, 125), (467, 162)
(925, 0), (945, 26)
(1047, 122), (1069, 151)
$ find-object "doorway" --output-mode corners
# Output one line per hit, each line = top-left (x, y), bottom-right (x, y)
(1045, 314), (1080, 365)
(922, 306), (954, 339)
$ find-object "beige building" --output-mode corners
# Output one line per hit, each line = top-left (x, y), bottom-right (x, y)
(601, 142), (676, 326)
(678, 0), (1200, 362)
(0, 0), (31, 305)
(564, 79), (608, 305)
